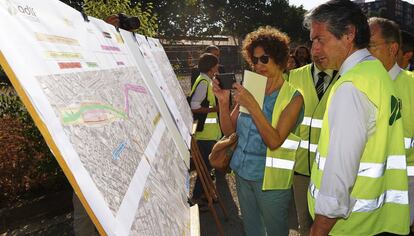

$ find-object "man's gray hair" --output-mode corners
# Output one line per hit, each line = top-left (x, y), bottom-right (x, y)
(368, 17), (401, 46)
(303, 0), (370, 49)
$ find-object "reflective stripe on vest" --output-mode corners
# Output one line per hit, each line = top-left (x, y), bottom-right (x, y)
(299, 140), (317, 152)
(192, 75), (222, 141)
(315, 152), (406, 178)
(281, 139), (300, 150)
(405, 137), (414, 149)
(265, 138), (299, 170)
(308, 60), (410, 235)
(262, 81), (301, 190)
(301, 117), (323, 128)
(309, 182), (408, 212)
(204, 118), (217, 124)
(266, 157), (295, 170)
(408, 166), (414, 176)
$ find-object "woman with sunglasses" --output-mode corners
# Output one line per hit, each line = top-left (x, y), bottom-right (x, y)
(213, 26), (304, 236)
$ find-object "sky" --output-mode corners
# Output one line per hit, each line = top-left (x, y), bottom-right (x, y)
(289, 0), (414, 10)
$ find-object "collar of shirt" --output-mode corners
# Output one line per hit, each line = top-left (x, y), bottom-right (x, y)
(388, 63), (402, 81)
(200, 72), (212, 82)
(338, 48), (374, 76)
(406, 63), (411, 71)
(313, 64), (334, 85)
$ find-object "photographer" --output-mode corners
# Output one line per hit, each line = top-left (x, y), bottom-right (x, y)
(104, 13), (140, 31)
(189, 53), (222, 208)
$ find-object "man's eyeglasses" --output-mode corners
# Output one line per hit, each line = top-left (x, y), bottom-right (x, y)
(252, 55), (270, 64)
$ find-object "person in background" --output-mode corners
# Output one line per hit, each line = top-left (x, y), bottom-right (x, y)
(368, 16), (414, 234)
(213, 26), (304, 236)
(397, 31), (414, 71)
(294, 45), (312, 67)
(288, 52), (338, 236)
(189, 53), (222, 208)
(191, 45), (226, 87)
(304, 0), (409, 235)
(104, 15), (120, 28)
(286, 54), (300, 72)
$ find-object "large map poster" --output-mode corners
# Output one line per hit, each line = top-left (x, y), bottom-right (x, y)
(0, 0), (190, 235)
(134, 34), (193, 147)
(119, 30), (190, 166)
(146, 37), (193, 144)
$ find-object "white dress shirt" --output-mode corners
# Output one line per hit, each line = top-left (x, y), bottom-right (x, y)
(389, 63), (402, 81)
(313, 65), (334, 91)
(190, 73), (211, 109)
(315, 49), (378, 218)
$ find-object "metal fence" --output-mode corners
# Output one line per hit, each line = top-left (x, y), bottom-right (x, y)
(162, 44), (245, 76)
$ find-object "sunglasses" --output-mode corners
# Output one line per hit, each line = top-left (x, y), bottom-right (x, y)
(252, 55), (270, 64)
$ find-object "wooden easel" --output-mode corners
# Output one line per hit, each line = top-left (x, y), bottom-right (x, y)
(190, 123), (228, 236)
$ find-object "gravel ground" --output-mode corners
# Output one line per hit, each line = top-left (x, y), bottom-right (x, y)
(190, 170), (300, 236)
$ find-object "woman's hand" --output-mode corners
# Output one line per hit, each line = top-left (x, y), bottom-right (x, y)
(212, 79), (230, 102)
(233, 83), (259, 112)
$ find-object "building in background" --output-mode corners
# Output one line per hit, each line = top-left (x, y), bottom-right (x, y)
(356, 0), (414, 34)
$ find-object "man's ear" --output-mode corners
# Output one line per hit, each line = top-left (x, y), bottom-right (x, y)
(345, 25), (356, 43)
(390, 42), (400, 58)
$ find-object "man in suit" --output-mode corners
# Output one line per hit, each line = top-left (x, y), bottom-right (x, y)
(288, 55), (338, 236)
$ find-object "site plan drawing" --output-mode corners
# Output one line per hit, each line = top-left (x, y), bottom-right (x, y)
(0, 1), (191, 235)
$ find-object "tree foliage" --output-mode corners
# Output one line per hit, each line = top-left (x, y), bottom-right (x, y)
(83, 0), (158, 36)
(139, 0), (308, 44)
(61, 0), (308, 43)
(60, 0), (84, 11)
(0, 79), (67, 204)
(59, 0), (158, 36)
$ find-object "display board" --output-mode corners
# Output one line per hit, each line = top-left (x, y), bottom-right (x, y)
(0, 1), (191, 235)
(134, 34), (192, 146)
(147, 36), (193, 144)
(119, 30), (190, 167)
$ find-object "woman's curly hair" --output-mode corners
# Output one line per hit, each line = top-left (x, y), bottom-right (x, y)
(242, 26), (290, 70)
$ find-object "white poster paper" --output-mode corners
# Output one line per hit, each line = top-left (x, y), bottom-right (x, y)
(0, 1), (190, 235)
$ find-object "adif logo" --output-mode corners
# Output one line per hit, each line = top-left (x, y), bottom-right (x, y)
(17, 4), (36, 17)
(0, 0), (18, 15)
(17, 3), (39, 22)
(0, 0), (38, 22)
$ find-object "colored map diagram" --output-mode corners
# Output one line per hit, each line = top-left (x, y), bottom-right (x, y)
(37, 67), (158, 214)
(36, 67), (189, 233)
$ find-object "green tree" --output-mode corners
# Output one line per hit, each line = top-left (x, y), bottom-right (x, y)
(83, 0), (158, 36)
(146, 0), (308, 44)
(136, 0), (205, 39)
(265, 1), (308, 43)
(60, 0), (83, 11)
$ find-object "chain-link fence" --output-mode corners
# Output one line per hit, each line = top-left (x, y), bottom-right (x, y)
(162, 44), (245, 76)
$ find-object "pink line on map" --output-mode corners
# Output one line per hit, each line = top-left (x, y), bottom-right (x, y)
(123, 83), (147, 116)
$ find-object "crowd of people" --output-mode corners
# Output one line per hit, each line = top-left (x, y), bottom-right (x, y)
(189, 0), (414, 235)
